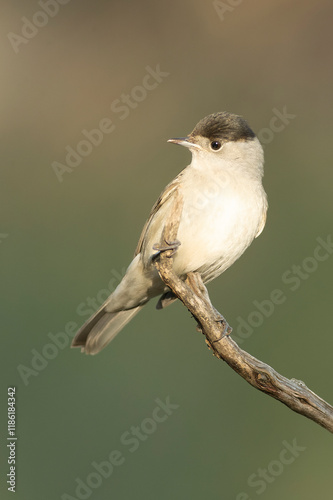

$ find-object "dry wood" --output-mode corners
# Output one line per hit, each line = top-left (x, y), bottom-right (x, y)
(153, 190), (333, 433)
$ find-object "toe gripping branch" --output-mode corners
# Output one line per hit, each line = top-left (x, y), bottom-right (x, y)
(152, 239), (181, 259)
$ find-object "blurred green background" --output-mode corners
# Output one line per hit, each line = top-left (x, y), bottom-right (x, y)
(1, 0), (333, 499)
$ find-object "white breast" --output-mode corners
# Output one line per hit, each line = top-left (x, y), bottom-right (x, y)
(172, 158), (267, 282)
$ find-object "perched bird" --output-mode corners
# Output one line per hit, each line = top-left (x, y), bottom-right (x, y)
(72, 112), (268, 354)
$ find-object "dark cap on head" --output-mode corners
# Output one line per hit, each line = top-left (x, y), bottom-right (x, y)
(190, 112), (256, 142)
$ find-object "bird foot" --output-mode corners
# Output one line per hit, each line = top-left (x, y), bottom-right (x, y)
(214, 315), (233, 340)
(153, 239), (181, 258)
(195, 314), (232, 339)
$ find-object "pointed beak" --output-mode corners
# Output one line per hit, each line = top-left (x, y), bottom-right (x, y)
(167, 137), (202, 150)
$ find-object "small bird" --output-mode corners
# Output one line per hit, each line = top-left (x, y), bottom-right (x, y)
(72, 112), (268, 354)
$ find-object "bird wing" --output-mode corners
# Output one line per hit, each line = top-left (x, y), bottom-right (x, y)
(134, 170), (185, 256)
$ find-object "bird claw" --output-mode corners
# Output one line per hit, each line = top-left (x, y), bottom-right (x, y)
(152, 239), (181, 258)
(195, 313), (232, 340)
(213, 316), (232, 342)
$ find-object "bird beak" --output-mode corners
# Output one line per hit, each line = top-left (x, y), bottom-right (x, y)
(167, 137), (202, 150)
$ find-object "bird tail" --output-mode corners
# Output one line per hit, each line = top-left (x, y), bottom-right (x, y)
(71, 305), (143, 355)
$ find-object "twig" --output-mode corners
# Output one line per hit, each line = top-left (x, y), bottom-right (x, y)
(153, 190), (333, 433)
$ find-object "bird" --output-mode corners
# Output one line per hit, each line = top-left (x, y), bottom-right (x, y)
(71, 111), (268, 354)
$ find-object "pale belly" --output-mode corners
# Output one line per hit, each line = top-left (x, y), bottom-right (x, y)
(172, 182), (265, 282)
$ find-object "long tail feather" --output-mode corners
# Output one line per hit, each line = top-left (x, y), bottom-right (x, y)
(71, 306), (143, 355)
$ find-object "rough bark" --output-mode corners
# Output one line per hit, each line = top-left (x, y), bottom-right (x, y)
(153, 190), (333, 434)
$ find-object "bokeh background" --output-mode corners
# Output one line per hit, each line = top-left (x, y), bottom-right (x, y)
(1, 1), (333, 499)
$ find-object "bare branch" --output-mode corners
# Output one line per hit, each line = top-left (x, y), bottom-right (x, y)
(154, 191), (333, 433)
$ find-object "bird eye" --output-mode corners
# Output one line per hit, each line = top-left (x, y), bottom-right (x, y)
(210, 140), (222, 151)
